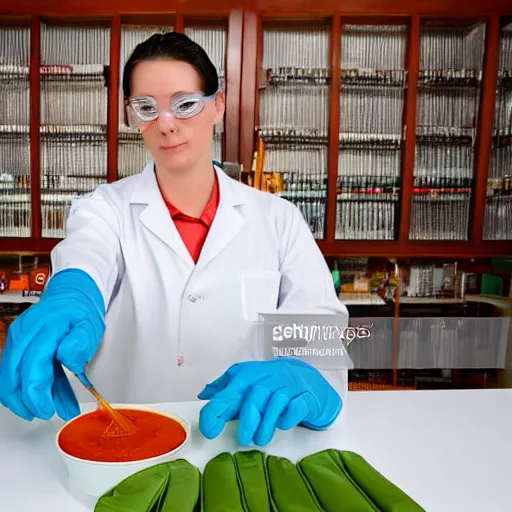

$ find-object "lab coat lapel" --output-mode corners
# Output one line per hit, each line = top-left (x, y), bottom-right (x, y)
(196, 167), (247, 270)
(130, 163), (194, 268)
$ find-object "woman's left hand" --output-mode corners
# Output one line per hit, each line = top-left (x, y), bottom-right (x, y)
(197, 358), (342, 446)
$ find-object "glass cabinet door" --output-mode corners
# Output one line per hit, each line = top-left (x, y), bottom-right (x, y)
(258, 22), (331, 240)
(40, 20), (110, 238)
(0, 24), (31, 238)
(483, 19), (512, 241)
(336, 23), (407, 241)
(410, 20), (486, 241)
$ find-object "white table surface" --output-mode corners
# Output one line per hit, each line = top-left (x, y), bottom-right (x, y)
(1, 389), (511, 511)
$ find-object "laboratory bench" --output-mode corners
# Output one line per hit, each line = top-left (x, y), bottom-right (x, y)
(0, 389), (511, 511)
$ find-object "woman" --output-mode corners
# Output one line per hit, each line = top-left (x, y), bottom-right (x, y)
(0, 33), (348, 446)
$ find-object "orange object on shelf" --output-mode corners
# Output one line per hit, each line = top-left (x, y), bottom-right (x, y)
(8, 273), (29, 291)
(253, 136), (265, 190)
(29, 266), (49, 291)
(58, 408), (187, 463)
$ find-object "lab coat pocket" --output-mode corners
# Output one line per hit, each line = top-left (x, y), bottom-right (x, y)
(241, 271), (281, 322)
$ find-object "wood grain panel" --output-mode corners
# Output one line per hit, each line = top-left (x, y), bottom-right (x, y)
(239, 10), (258, 172)
(317, 240), (512, 258)
(253, 0), (511, 15)
(471, 15), (500, 242)
(398, 15), (419, 242)
(107, 14), (120, 183)
(325, 15), (341, 243)
(174, 13), (185, 33)
(1, 237), (511, 257)
(224, 9), (243, 162)
(0, 0), (243, 16)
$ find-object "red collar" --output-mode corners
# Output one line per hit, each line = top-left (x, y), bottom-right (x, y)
(163, 171), (219, 227)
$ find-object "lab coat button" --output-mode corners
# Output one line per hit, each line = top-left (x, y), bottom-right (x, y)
(188, 294), (197, 302)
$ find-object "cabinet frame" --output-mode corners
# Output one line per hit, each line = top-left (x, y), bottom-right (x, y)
(0, 1), (511, 258)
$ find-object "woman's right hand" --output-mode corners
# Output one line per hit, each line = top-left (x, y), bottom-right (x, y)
(0, 269), (106, 421)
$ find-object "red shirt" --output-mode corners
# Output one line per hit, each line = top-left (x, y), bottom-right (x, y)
(162, 172), (220, 263)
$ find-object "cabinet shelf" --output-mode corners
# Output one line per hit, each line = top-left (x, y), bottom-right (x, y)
(417, 69), (482, 88)
(264, 67), (331, 86)
(0, 7), (510, 256)
(337, 193), (399, 202)
(259, 128), (329, 145)
(338, 133), (403, 148)
(0, 125), (29, 135)
(341, 68), (407, 88)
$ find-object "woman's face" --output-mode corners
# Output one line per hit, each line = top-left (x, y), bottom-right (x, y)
(129, 59), (224, 173)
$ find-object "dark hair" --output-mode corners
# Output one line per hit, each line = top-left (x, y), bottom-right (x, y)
(122, 32), (218, 100)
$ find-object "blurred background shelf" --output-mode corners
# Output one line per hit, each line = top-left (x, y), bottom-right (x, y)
(0, 6), (510, 257)
(326, 255), (512, 389)
(242, 10), (511, 257)
(335, 23), (407, 241)
(1, 3), (512, 391)
(409, 20), (486, 242)
(0, 24), (31, 239)
(39, 20), (110, 239)
(256, 22), (331, 239)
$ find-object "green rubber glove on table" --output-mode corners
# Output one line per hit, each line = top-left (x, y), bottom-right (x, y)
(95, 449), (425, 512)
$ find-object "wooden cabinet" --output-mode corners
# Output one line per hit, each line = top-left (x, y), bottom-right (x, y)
(0, 1), (511, 258)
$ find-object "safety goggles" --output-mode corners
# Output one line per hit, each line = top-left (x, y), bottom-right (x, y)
(127, 91), (218, 125)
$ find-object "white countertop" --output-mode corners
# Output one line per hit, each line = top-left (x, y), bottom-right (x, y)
(1, 389), (511, 511)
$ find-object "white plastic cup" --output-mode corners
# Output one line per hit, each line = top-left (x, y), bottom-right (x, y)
(55, 404), (190, 497)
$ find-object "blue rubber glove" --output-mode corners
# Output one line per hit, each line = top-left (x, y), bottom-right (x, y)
(198, 358), (342, 446)
(0, 269), (105, 422)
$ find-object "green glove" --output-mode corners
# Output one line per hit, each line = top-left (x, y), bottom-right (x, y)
(235, 451), (272, 512)
(298, 449), (425, 511)
(201, 452), (246, 511)
(95, 449), (425, 512)
(298, 450), (379, 511)
(201, 451), (272, 512)
(339, 451), (425, 512)
(266, 455), (322, 511)
(94, 459), (200, 512)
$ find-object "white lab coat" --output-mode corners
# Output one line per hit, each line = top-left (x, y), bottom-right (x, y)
(51, 162), (349, 404)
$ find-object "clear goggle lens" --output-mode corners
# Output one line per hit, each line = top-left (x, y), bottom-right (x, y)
(128, 92), (217, 124)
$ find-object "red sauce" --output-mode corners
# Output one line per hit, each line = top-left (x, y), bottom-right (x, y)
(58, 409), (187, 463)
